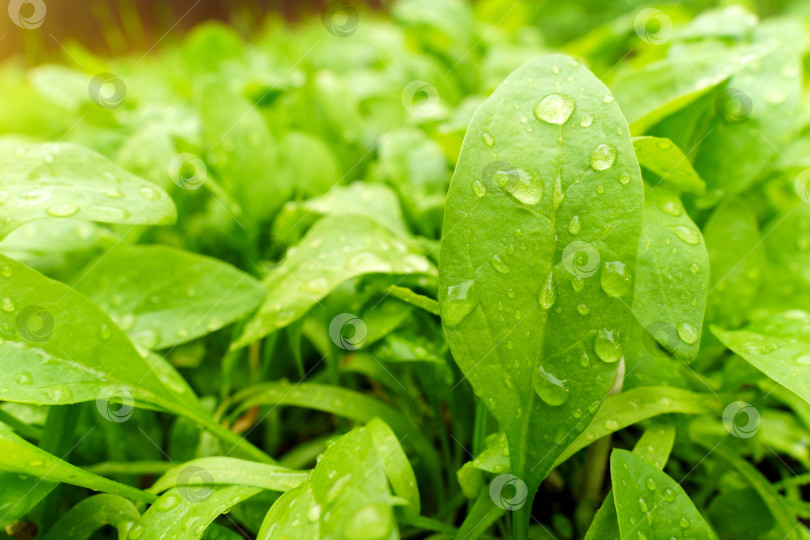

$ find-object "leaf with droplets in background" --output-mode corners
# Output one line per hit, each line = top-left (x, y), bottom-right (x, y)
(0, 253), (270, 463)
(632, 136), (705, 195)
(633, 186), (709, 361)
(73, 244), (265, 350)
(703, 199), (765, 328)
(127, 485), (261, 540)
(713, 311), (810, 409)
(0, 421), (155, 504)
(693, 19), (806, 199)
(39, 494), (141, 540)
(438, 54), (644, 536)
(233, 214), (435, 349)
(610, 449), (718, 539)
(257, 425), (400, 540)
(610, 43), (771, 133)
(0, 141), (176, 240)
(584, 423), (675, 540)
(455, 387), (718, 496)
(148, 457), (308, 494)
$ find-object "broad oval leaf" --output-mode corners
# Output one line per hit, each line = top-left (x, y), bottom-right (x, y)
(0, 141), (176, 240)
(633, 186), (709, 360)
(632, 136), (705, 194)
(438, 54), (644, 516)
(73, 244), (266, 350)
(234, 214), (435, 349)
(611, 449), (718, 539)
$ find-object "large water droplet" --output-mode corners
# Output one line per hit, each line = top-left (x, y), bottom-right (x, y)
(579, 114), (593, 127)
(496, 168), (542, 205)
(540, 272), (556, 309)
(534, 93), (575, 125)
(481, 132), (495, 147)
(443, 280), (476, 327)
(657, 198), (683, 217)
(600, 261), (632, 297)
(590, 144), (616, 171)
(46, 204), (79, 217)
(472, 180), (487, 198)
(794, 353), (810, 365)
(676, 322), (699, 345)
(533, 365), (569, 406)
(594, 328), (622, 363)
(671, 225), (701, 245)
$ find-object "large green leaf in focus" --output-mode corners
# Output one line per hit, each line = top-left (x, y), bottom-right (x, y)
(633, 186), (709, 360)
(611, 449), (718, 539)
(235, 214), (435, 349)
(39, 494), (141, 540)
(438, 54), (644, 534)
(0, 141), (176, 240)
(74, 244), (265, 350)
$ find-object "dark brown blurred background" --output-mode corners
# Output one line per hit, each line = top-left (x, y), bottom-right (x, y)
(0, 0), (381, 63)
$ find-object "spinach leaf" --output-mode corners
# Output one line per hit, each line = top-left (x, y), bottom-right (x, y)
(633, 186), (709, 360)
(74, 244), (265, 350)
(632, 136), (705, 194)
(257, 425), (400, 540)
(611, 449), (718, 539)
(0, 141), (176, 239)
(235, 214), (435, 349)
(439, 54), (643, 532)
(713, 311), (810, 408)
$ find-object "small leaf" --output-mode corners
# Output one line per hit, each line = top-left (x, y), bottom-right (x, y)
(148, 457), (308, 495)
(632, 136), (705, 194)
(703, 199), (765, 328)
(74, 244), (266, 350)
(713, 310), (810, 409)
(585, 423), (676, 540)
(611, 449), (718, 539)
(0, 421), (154, 503)
(257, 426), (398, 540)
(40, 494), (141, 540)
(633, 186), (709, 360)
(0, 141), (176, 240)
(235, 214), (435, 349)
(128, 485), (260, 540)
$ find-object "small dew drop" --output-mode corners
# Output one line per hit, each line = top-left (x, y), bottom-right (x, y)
(534, 93), (575, 125)
(472, 180), (487, 198)
(46, 204), (79, 217)
(491, 255), (510, 274)
(590, 144), (617, 171)
(671, 225), (701, 245)
(579, 114), (594, 127)
(568, 215), (581, 235)
(540, 272), (556, 309)
(577, 304), (590, 315)
(677, 322), (699, 345)
(481, 132), (495, 148)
